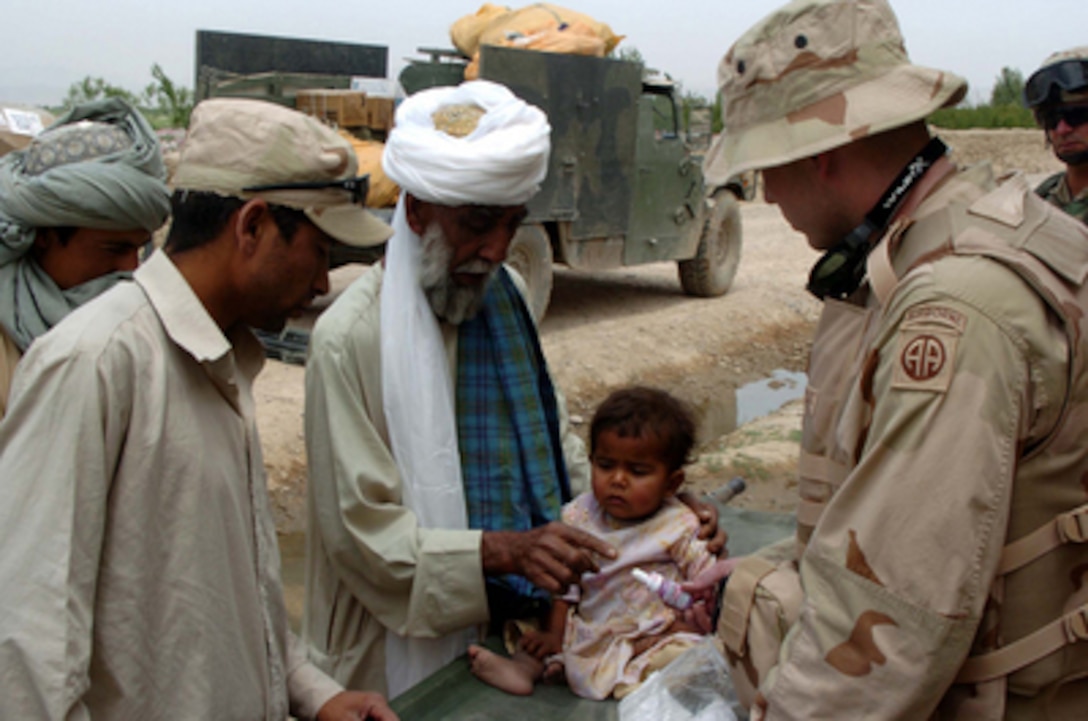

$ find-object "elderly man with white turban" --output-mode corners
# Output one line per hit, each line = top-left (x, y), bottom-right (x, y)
(305, 79), (735, 700)
(0, 97), (170, 415)
(301, 80), (622, 699)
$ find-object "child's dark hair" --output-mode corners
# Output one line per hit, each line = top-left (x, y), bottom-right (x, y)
(589, 386), (697, 472)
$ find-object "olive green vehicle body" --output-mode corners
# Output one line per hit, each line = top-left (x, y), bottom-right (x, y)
(192, 34), (747, 316)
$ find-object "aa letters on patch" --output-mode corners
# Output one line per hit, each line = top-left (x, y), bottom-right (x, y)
(892, 328), (958, 392)
(892, 305), (965, 392)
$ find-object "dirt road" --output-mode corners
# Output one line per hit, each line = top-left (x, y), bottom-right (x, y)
(257, 128), (1063, 534)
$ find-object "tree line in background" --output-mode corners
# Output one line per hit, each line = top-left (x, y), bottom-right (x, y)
(59, 58), (1035, 134)
(928, 67), (1035, 129)
(60, 64), (193, 129)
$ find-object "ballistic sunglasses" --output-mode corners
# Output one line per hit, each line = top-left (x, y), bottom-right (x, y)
(1024, 59), (1088, 107)
(243, 175), (370, 206)
(806, 222), (875, 300)
(1035, 104), (1088, 131)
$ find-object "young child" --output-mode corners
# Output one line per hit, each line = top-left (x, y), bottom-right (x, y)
(468, 386), (717, 700)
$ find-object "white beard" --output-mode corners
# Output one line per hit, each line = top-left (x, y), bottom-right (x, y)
(418, 223), (497, 324)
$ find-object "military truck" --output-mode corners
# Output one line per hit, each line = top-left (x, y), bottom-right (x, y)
(192, 32), (750, 321)
(401, 45), (750, 319)
(194, 30), (387, 106)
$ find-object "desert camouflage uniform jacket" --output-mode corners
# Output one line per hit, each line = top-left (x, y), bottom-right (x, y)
(1036, 171), (1088, 225)
(753, 164), (1088, 720)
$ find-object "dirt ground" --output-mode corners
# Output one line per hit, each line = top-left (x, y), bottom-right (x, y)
(256, 128), (1063, 534)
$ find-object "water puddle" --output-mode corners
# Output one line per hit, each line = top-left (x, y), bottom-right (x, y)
(696, 368), (807, 443)
(735, 369), (807, 425)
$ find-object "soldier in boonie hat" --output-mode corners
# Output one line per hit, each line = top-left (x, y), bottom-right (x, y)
(694, 2), (1088, 719)
(705, 0), (969, 284)
(1023, 46), (1088, 223)
(704, 0), (965, 185)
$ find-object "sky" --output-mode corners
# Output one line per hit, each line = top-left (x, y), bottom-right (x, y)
(1, 1), (1085, 109)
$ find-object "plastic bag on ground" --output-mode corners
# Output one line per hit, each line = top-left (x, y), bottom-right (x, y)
(618, 638), (745, 721)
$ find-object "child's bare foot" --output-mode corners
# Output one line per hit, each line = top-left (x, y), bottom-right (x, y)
(541, 660), (565, 684)
(468, 644), (537, 696)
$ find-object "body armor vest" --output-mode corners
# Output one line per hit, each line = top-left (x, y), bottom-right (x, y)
(799, 170), (1088, 717)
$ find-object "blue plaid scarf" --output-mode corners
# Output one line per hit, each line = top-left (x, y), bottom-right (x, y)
(457, 267), (571, 602)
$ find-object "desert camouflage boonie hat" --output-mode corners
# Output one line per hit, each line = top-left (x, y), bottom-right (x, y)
(173, 98), (392, 247)
(704, 0), (967, 185)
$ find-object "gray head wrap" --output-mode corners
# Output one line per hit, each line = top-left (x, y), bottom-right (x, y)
(0, 97), (170, 350)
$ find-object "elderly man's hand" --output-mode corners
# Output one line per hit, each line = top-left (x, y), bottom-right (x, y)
(316, 690), (398, 721)
(481, 523), (617, 593)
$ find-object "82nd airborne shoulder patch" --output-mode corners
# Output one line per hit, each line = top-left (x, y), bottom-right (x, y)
(891, 305), (965, 393)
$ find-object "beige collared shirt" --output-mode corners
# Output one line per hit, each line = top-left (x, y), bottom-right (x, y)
(0, 251), (340, 720)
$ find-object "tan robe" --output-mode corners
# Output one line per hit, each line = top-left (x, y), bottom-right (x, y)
(0, 252), (342, 719)
(302, 263), (590, 698)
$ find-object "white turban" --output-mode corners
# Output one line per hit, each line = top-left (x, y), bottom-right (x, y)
(382, 79), (550, 205)
(377, 80), (551, 698)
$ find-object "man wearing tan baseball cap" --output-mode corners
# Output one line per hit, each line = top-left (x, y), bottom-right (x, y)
(688, 1), (1088, 718)
(0, 98), (396, 720)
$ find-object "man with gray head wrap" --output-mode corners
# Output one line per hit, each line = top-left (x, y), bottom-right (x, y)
(0, 96), (170, 415)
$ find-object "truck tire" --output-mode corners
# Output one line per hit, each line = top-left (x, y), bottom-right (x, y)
(505, 223), (553, 322)
(678, 190), (743, 297)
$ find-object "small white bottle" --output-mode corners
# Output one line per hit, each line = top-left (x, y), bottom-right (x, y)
(632, 567), (693, 610)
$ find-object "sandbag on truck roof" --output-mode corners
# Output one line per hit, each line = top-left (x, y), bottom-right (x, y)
(450, 3), (624, 80)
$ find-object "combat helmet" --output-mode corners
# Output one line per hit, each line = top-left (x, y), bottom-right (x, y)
(1024, 46), (1088, 135)
(1024, 46), (1088, 109)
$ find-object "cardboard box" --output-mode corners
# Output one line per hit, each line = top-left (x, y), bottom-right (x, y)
(364, 97), (395, 132)
(295, 89), (368, 128)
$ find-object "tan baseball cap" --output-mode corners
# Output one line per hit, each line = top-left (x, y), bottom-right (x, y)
(173, 98), (392, 247)
(704, 0), (967, 185)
